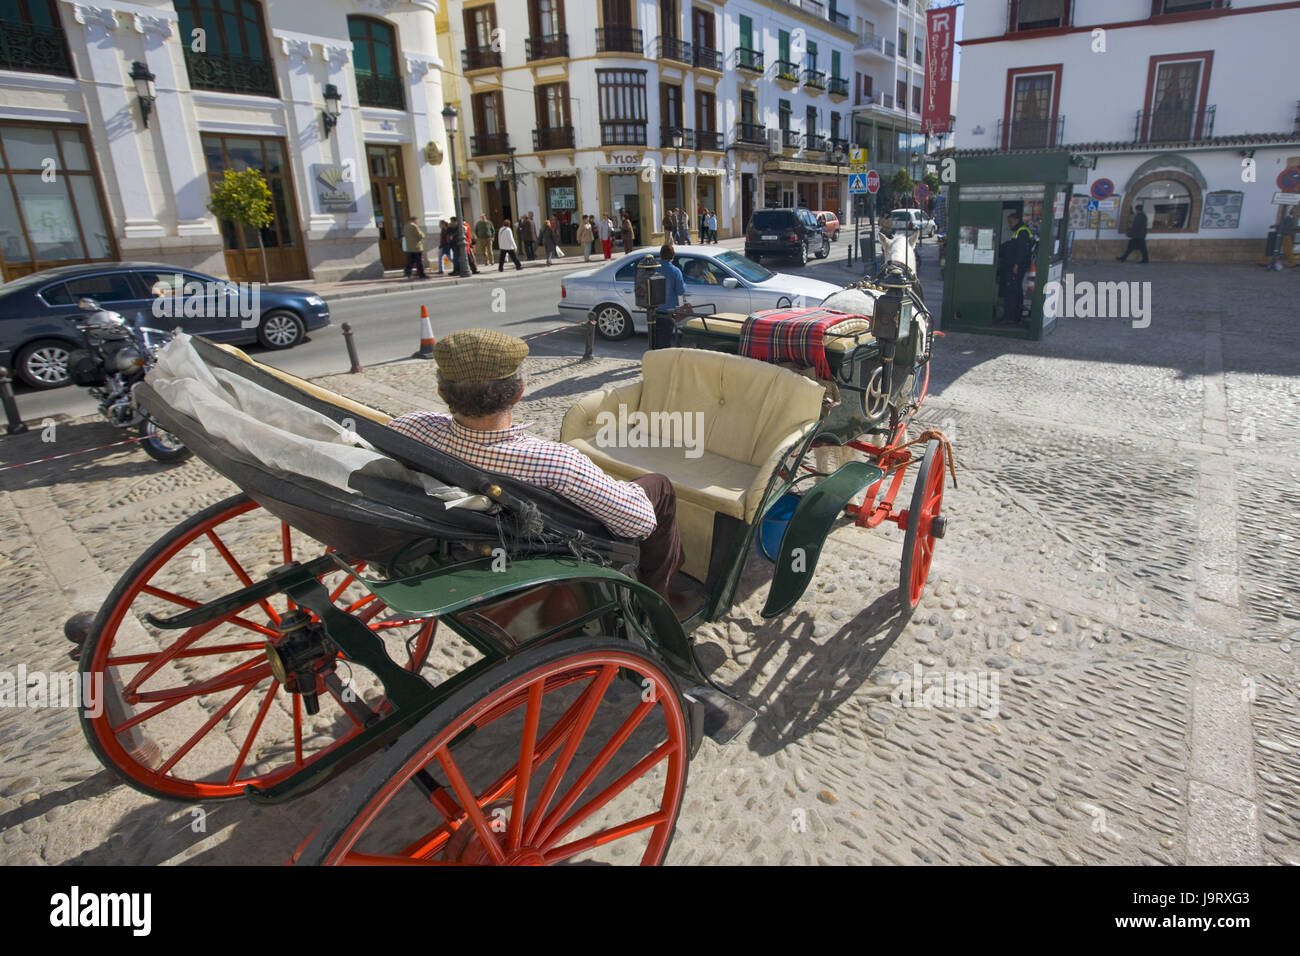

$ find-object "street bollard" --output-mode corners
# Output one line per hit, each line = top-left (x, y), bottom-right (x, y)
(0, 363), (28, 435)
(583, 308), (596, 361)
(341, 322), (363, 374)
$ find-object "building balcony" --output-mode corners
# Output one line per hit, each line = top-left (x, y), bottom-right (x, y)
(693, 45), (722, 72)
(660, 126), (694, 150)
(829, 76), (849, 98)
(525, 33), (569, 61)
(996, 115), (1066, 149)
(735, 121), (768, 146)
(735, 47), (764, 74)
(601, 121), (647, 146)
(596, 26), (642, 54)
(774, 59), (799, 84)
(533, 126), (575, 151)
(781, 128), (803, 150)
(855, 91), (898, 113)
(0, 18), (72, 76)
(696, 129), (724, 151)
(803, 69), (826, 92)
(461, 46), (502, 71)
(828, 137), (850, 157)
(1134, 105), (1216, 144)
(830, 9), (850, 30)
(1007, 0), (1074, 33)
(854, 32), (895, 59)
(184, 50), (276, 97)
(806, 134), (829, 152)
(355, 69), (405, 110)
(470, 131), (511, 156)
(657, 35), (692, 64)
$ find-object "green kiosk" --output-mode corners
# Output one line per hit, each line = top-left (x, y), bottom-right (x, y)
(940, 150), (1094, 340)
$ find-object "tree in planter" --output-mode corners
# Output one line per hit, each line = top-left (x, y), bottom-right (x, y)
(207, 168), (274, 283)
(890, 167), (915, 208)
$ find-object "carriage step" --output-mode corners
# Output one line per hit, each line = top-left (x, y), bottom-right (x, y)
(684, 685), (757, 746)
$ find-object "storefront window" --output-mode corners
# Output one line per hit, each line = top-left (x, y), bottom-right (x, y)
(1134, 179), (1193, 230)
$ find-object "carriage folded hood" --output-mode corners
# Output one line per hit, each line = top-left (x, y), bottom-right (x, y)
(145, 333), (491, 510)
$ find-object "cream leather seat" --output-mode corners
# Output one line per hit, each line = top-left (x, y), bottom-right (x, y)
(561, 348), (826, 581)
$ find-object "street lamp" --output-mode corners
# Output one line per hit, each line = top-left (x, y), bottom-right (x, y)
(441, 103), (470, 277)
(322, 83), (341, 138)
(831, 145), (844, 221)
(130, 61), (157, 129)
(671, 126), (684, 239)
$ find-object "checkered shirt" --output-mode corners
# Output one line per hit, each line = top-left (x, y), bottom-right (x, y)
(387, 412), (657, 539)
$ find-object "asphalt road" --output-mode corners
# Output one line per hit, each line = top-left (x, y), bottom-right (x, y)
(10, 242), (879, 424)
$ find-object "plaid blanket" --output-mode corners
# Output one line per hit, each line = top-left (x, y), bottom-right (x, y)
(738, 308), (853, 379)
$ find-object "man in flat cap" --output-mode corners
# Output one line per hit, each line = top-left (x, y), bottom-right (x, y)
(388, 329), (686, 604)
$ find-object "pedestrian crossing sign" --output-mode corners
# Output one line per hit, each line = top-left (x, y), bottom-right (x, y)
(848, 173), (869, 194)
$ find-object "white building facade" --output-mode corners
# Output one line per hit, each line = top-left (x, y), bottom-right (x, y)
(953, 0), (1300, 261)
(443, 0), (878, 243)
(0, 0), (456, 283)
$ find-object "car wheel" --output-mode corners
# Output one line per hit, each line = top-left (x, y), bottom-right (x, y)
(797, 241), (809, 266)
(15, 339), (74, 389)
(257, 310), (306, 350)
(593, 303), (633, 340)
(815, 236), (830, 259)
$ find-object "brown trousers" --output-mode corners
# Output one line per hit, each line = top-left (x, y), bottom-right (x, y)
(630, 474), (684, 597)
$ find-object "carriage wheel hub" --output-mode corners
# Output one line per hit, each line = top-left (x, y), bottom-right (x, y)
(264, 616), (335, 714)
(930, 515), (947, 539)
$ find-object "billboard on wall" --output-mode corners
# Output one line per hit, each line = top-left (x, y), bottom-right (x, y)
(922, 7), (955, 135)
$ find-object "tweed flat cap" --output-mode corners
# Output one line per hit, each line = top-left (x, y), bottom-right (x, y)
(434, 328), (529, 382)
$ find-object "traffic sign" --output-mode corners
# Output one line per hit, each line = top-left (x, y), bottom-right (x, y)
(848, 173), (868, 195)
(1273, 191), (1300, 206)
(1090, 178), (1114, 200)
(914, 182), (930, 202)
(1277, 168), (1300, 192)
(866, 169), (880, 194)
(849, 146), (867, 170)
(1086, 199), (1099, 212)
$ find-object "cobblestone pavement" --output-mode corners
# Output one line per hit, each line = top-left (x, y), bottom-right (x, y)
(0, 260), (1297, 866)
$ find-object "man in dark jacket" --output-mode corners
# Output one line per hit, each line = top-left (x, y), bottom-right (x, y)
(519, 212), (537, 260)
(1117, 205), (1149, 263)
(998, 213), (1033, 324)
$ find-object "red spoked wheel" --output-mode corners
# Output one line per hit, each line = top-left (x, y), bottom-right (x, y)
(898, 438), (946, 614)
(295, 637), (690, 866)
(79, 493), (436, 801)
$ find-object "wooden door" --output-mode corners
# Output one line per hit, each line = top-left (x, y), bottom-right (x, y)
(367, 144), (407, 270)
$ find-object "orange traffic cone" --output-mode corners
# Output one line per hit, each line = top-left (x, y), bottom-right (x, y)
(413, 305), (435, 359)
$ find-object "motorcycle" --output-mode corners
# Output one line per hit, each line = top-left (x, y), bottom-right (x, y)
(66, 297), (191, 464)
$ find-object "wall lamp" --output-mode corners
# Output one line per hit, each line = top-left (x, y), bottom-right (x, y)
(322, 83), (342, 137)
(130, 61), (157, 129)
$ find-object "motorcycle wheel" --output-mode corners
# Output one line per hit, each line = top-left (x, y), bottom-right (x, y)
(140, 419), (192, 463)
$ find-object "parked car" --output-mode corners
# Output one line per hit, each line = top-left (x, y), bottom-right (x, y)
(888, 208), (937, 238)
(744, 208), (831, 265)
(0, 262), (330, 388)
(814, 210), (842, 241)
(558, 246), (842, 340)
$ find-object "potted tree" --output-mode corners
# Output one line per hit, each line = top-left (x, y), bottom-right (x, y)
(207, 168), (274, 283)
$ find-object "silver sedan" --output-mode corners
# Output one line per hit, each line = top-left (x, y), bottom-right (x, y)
(558, 247), (843, 340)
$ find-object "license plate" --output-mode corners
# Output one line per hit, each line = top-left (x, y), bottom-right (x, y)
(761, 234), (777, 240)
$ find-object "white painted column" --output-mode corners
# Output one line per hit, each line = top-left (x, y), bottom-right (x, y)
(322, 44), (372, 233)
(405, 54), (450, 228)
(275, 36), (333, 236)
(130, 11), (215, 237)
(68, 3), (161, 238)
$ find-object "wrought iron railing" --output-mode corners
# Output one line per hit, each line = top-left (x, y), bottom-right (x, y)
(596, 27), (642, 53)
(693, 45), (722, 71)
(1134, 105), (1215, 143)
(830, 10), (850, 29)
(855, 32), (894, 57)
(533, 126), (575, 150)
(806, 134), (829, 152)
(829, 76), (849, 97)
(774, 59), (799, 82)
(355, 69), (405, 110)
(997, 114), (1066, 149)
(828, 137), (850, 157)
(736, 47), (764, 72)
(461, 46), (501, 71)
(657, 35), (692, 64)
(184, 50), (276, 97)
(735, 121), (767, 145)
(601, 121), (646, 146)
(470, 131), (511, 156)
(803, 69), (826, 91)
(660, 126), (694, 149)
(1007, 0), (1073, 32)
(695, 129), (724, 151)
(781, 128), (802, 149)
(525, 33), (569, 61)
(0, 18), (72, 76)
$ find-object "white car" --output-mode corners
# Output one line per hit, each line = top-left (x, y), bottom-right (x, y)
(558, 247), (842, 340)
(888, 208), (936, 238)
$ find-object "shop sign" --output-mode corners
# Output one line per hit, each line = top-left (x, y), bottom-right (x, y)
(311, 164), (357, 213)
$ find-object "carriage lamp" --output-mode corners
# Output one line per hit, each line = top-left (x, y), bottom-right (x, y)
(322, 84), (342, 137)
(130, 61), (157, 129)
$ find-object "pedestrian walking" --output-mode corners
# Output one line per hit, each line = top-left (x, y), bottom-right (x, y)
(598, 213), (614, 259)
(577, 215), (594, 261)
(698, 208), (708, 244)
(436, 219), (455, 275)
(621, 212), (635, 255)
(707, 210), (718, 243)
(402, 216), (427, 279)
(458, 216), (479, 274)
(1116, 205), (1149, 263)
(473, 213), (494, 268)
(519, 212), (537, 260)
(539, 216), (559, 265)
(661, 209), (676, 247)
(496, 219), (523, 271)
(677, 208), (691, 245)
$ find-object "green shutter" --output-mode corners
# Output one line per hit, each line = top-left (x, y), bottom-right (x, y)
(831, 50), (841, 80)
(740, 15), (752, 49)
(779, 30), (789, 63)
(808, 40), (817, 69)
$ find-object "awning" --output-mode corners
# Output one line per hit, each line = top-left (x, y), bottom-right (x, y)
(764, 158), (840, 175)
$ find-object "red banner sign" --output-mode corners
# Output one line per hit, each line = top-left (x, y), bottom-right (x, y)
(922, 7), (955, 135)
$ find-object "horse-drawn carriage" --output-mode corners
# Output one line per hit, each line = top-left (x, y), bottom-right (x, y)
(74, 236), (952, 865)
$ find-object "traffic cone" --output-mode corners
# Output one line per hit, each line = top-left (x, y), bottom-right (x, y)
(413, 305), (435, 359)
